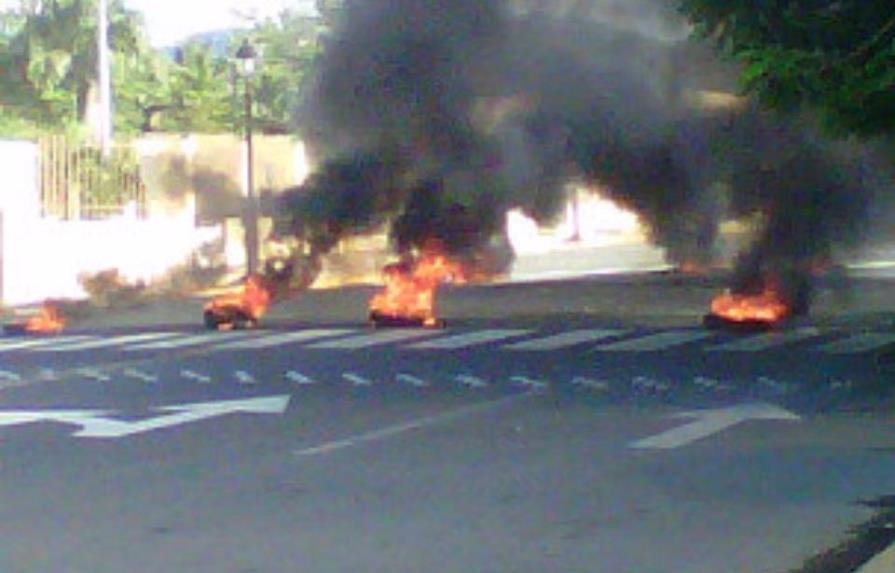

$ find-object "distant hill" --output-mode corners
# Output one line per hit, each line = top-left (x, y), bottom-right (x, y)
(161, 29), (238, 59)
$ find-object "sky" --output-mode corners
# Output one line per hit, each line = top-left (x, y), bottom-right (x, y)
(0, 0), (317, 47)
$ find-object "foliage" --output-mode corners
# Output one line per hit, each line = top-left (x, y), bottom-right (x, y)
(0, 1), (324, 138)
(678, 0), (895, 136)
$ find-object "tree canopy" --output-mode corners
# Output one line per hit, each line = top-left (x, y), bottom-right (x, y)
(678, 0), (895, 137)
(0, 0), (322, 138)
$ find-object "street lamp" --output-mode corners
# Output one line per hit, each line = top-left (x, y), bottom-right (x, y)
(235, 39), (259, 276)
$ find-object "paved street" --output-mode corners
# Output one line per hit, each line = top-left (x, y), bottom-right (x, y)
(0, 281), (893, 573)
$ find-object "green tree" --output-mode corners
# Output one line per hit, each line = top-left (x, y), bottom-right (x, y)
(678, 0), (895, 136)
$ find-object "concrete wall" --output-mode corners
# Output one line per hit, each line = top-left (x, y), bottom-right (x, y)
(0, 135), (309, 306)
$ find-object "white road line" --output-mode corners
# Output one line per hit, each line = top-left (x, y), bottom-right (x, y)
(235, 371), (257, 385)
(816, 332), (895, 355)
(856, 541), (895, 573)
(29, 332), (178, 352)
(595, 330), (712, 352)
(510, 376), (549, 391)
(396, 373), (429, 388)
(125, 331), (260, 351)
(286, 371), (316, 385)
(122, 368), (158, 383)
(407, 329), (531, 350)
(294, 392), (535, 457)
(307, 329), (438, 349)
(181, 369), (212, 384)
(212, 329), (356, 350)
(504, 329), (622, 351)
(0, 335), (95, 353)
(706, 328), (821, 352)
(455, 375), (488, 389)
(571, 377), (611, 391)
(343, 372), (373, 387)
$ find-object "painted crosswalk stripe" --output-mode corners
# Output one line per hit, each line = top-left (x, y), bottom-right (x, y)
(124, 331), (261, 351)
(407, 329), (531, 350)
(816, 332), (895, 355)
(504, 329), (622, 351)
(706, 328), (821, 352)
(595, 330), (712, 352)
(307, 329), (438, 349)
(29, 332), (178, 352)
(212, 329), (356, 350)
(0, 335), (95, 353)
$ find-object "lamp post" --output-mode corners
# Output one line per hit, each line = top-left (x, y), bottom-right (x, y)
(236, 39), (259, 276)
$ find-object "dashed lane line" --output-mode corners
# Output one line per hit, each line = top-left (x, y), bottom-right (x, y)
(0, 335), (95, 353)
(306, 329), (439, 349)
(211, 328), (357, 350)
(595, 330), (713, 352)
(705, 328), (822, 352)
(504, 329), (623, 351)
(124, 331), (261, 351)
(816, 332), (895, 355)
(28, 332), (179, 352)
(407, 329), (531, 350)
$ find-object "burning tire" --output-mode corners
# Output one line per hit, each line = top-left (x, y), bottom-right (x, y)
(204, 308), (257, 331)
(369, 311), (446, 329)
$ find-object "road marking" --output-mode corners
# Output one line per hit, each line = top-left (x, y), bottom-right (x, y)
(816, 332), (895, 354)
(856, 541), (895, 573)
(511, 376), (549, 391)
(125, 331), (259, 351)
(122, 368), (158, 383)
(455, 375), (488, 389)
(294, 392), (534, 457)
(570, 377), (611, 391)
(180, 369), (212, 384)
(76, 368), (111, 382)
(0, 370), (22, 382)
(285, 370), (316, 385)
(396, 373), (429, 388)
(212, 329), (356, 350)
(408, 329), (531, 350)
(29, 332), (178, 352)
(0, 335), (94, 353)
(38, 368), (58, 381)
(235, 370), (257, 385)
(343, 372), (373, 387)
(596, 330), (712, 352)
(504, 329), (622, 351)
(307, 329), (438, 349)
(706, 328), (821, 352)
(630, 403), (801, 450)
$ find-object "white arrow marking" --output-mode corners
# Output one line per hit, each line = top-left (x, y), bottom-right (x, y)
(343, 372), (372, 387)
(285, 371), (316, 385)
(123, 368), (158, 383)
(181, 369), (212, 384)
(235, 370), (257, 385)
(570, 377), (611, 391)
(455, 375), (488, 389)
(630, 403), (801, 450)
(510, 376), (548, 391)
(396, 373), (429, 388)
(77, 368), (111, 382)
(73, 395), (291, 438)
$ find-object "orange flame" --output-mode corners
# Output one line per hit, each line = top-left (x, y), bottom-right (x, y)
(369, 250), (464, 326)
(204, 274), (272, 328)
(709, 279), (790, 323)
(24, 303), (66, 334)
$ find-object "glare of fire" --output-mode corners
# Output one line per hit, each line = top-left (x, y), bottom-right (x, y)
(24, 303), (66, 334)
(369, 252), (465, 326)
(205, 274), (272, 324)
(709, 280), (790, 323)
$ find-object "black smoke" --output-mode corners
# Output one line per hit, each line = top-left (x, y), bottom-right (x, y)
(278, 0), (886, 309)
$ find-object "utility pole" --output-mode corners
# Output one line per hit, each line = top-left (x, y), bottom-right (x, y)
(97, 0), (113, 157)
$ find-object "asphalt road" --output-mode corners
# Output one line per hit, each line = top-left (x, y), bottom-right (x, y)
(0, 278), (893, 573)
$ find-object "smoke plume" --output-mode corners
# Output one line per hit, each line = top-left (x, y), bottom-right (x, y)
(278, 0), (887, 309)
